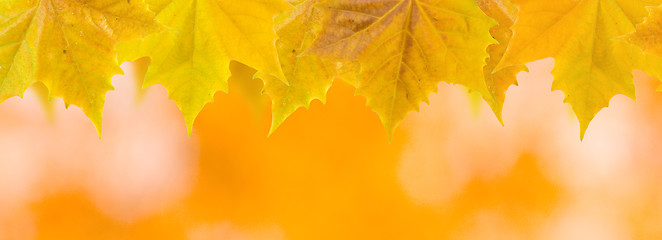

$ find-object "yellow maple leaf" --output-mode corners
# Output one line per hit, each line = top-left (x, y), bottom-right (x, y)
(477, 0), (527, 123)
(117, 0), (292, 134)
(0, 0), (161, 135)
(307, 0), (497, 138)
(495, 0), (662, 139)
(626, 4), (662, 90)
(627, 5), (662, 57)
(258, 0), (336, 135)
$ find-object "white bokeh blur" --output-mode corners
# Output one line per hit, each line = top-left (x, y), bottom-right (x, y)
(0, 62), (198, 238)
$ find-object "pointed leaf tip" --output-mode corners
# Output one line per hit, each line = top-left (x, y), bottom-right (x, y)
(308, 0), (496, 138)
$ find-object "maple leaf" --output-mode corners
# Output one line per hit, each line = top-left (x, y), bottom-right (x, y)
(477, 0), (527, 123)
(257, 0), (361, 135)
(495, 0), (662, 139)
(257, 0), (336, 135)
(117, 0), (292, 134)
(627, 5), (662, 67)
(0, 0), (161, 135)
(307, 0), (497, 138)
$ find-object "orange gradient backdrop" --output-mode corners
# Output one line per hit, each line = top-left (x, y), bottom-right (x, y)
(0, 59), (661, 239)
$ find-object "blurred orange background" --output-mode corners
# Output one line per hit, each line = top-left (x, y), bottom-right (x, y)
(1, 58), (661, 239)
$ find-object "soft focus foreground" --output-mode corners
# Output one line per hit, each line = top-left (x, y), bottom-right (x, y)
(0, 59), (661, 239)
